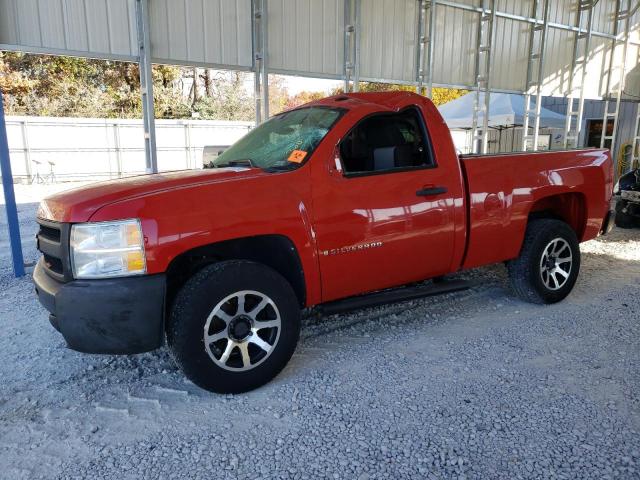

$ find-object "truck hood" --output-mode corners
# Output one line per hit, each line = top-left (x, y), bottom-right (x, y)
(38, 167), (257, 222)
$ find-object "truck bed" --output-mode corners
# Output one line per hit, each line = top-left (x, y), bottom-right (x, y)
(459, 148), (613, 270)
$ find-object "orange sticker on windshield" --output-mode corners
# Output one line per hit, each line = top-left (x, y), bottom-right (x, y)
(288, 150), (307, 163)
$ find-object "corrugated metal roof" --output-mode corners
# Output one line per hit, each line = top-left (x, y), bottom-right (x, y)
(149, 0), (253, 68)
(267, 0), (344, 77)
(432, 3), (478, 87)
(494, 0), (532, 18)
(0, 0), (637, 98)
(491, 15), (529, 91)
(358, 0), (418, 83)
(0, 0), (137, 59)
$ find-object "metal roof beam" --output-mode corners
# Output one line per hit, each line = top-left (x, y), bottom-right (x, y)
(415, 0), (437, 98)
(522, 0), (551, 151)
(252, 0), (269, 124)
(134, 0), (157, 174)
(343, 0), (360, 93)
(600, 0), (632, 160)
(564, 0), (595, 149)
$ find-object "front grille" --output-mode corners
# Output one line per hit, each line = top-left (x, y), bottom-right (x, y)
(36, 219), (71, 282)
(39, 224), (61, 242)
(43, 254), (63, 275)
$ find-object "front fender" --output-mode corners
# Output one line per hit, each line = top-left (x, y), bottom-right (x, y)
(89, 169), (323, 306)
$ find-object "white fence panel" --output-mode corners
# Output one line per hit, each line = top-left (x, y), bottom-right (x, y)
(5, 117), (253, 182)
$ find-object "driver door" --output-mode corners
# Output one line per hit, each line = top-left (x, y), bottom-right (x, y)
(310, 108), (458, 302)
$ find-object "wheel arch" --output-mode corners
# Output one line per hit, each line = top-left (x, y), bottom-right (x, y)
(506, 217), (581, 304)
(165, 234), (307, 314)
(528, 192), (588, 241)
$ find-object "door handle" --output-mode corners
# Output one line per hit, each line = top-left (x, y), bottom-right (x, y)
(416, 186), (447, 196)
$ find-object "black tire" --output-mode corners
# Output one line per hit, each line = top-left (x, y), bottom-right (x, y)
(614, 200), (637, 229)
(167, 260), (300, 394)
(507, 219), (580, 304)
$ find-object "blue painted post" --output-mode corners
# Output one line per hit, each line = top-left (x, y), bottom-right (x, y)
(0, 89), (25, 277)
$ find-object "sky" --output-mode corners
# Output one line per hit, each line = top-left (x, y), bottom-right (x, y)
(284, 76), (342, 95)
(238, 72), (342, 97)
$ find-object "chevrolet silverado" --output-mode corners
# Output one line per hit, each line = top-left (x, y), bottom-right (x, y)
(34, 92), (615, 393)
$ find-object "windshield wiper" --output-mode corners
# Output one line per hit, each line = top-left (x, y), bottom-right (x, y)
(215, 159), (255, 168)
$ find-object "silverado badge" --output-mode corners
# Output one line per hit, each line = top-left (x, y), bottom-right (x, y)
(321, 241), (383, 256)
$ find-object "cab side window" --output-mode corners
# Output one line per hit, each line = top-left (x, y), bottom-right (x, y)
(339, 108), (434, 175)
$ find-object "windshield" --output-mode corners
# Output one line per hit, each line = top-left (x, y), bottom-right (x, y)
(212, 107), (343, 170)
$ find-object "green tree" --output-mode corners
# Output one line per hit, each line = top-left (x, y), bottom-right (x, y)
(1, 52), (467, 120)
(192, 72), (255, 121)
(431, 87), (468, 107)
(284, 90), (326, 109)
(0, 52), (250, 120)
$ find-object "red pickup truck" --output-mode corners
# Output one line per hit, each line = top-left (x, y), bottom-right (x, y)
(34, 92), (614, 393)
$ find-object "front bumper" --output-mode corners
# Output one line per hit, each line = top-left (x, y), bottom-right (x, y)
(33, 259), (166, 354)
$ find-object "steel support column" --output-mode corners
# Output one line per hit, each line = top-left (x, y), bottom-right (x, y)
(354, 0), (361, 92)
(600, 0), (631, 158)
(563, 1), (595, 149)
(20, 120), (33, 182)
(343, 0), (360, 93)
(112, 123), (123, 178)
(184, 122), (192, 169)
(135, 0), (158, 173)
(630, 0), (640, 172)
(252, 0), (269, 124)
(416, 0), (437, 97)
(522, 0), (550, 151)
(0, 90), (25, 278)
(632, 102), (640, 172)
(470, 0), (496, 154)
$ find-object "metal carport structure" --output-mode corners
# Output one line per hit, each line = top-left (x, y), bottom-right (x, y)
(1, 0), (640, 277)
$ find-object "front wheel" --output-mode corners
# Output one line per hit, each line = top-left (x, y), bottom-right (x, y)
(167, 261), (300, 394)
(507, 219), (580, 304)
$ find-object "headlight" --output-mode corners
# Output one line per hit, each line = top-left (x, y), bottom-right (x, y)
(613, 180), (620, 195)
(70, 219), (146, 279)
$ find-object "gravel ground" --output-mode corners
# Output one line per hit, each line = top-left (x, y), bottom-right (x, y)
(1, 185), (639, 479)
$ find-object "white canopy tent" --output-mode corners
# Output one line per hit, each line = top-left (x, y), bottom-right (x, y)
(438, 92), (567, 129)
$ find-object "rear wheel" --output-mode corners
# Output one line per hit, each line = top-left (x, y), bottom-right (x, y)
(507, 219), (580, 304)
(167, 260), (300, 394)
(615, 200), (638, 229)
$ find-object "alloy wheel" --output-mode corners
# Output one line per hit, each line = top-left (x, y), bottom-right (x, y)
(539, 238), (573, 291)
(203, 290), (281, 371)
